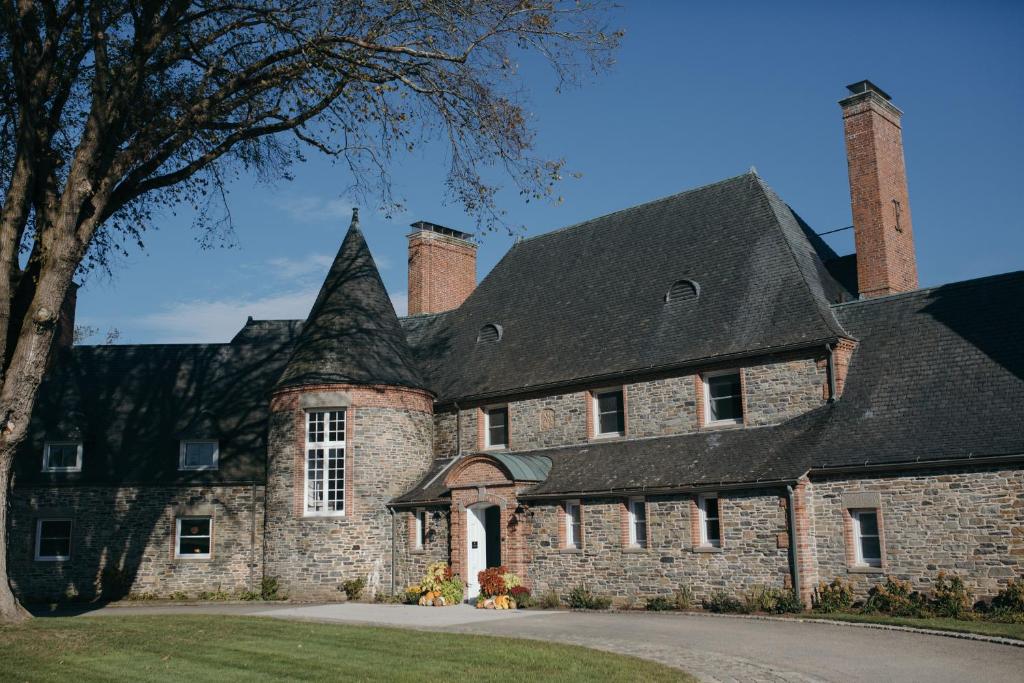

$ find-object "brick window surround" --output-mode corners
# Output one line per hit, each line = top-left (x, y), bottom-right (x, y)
(558, 500), (584, 551)
(696, 369), (748, 429)
(842, 500), (887, 573)
(620, 498), (651, 550)
(690, 495), (724, 552)
(587, 386), (628, 440)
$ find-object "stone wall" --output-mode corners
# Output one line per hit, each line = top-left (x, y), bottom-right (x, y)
(743, 357), (827, 426)
(8, 484), (263, 601)
(625, 376), (698, 437)
(505, 392), (589, 450)
(394, 507), (451, 590)
(264, 385), (433, 600)
(525, 491), (792, 605)
(809, 465), (1024, 600)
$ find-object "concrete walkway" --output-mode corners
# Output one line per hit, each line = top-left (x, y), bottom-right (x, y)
(63, 603), (1024, 682)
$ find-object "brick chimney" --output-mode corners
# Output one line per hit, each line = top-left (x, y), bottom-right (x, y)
(840, 80), (919, 298)
(407, 221), (477, 315)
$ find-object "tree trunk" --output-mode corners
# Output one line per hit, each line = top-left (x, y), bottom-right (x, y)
(0, 446), (30, 623)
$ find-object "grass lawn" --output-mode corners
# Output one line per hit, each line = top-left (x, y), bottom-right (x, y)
(800, 612), (1024, 640)
(0, 615), (694, 682)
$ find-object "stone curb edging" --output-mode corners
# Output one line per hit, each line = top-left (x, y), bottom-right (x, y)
(654, 609), (1024, 648)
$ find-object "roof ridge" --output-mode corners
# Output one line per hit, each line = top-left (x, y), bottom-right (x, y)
(830, 270), (1024, 309)
(515, 170), (758, 247)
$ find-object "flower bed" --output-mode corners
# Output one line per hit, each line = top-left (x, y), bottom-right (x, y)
(474, 566), (530, 609)
(405, 562), (463, 606)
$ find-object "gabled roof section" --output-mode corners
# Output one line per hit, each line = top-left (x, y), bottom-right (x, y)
(276, 210), (427, 392)
(407, 172), (852, 403)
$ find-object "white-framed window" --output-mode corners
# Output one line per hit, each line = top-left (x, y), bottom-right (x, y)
(484, 405), (509, 449)
(415, 510), (427, 550)
(179, 440), (219, 471)
(593, 388), (625, 437)
(305, 409), (346, 516)
(35, 519), (72, 561)
(565, 500), (582, 549)
(851, 509), (882, 567)
(175, 517), (212, 559)
(697, 494), (721, 547)
(627, 498), (647, 548)
(703, 370), (743, 425)
(42, 441), (82, 473)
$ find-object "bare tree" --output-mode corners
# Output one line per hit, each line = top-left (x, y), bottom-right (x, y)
(0, 0), (620, 621)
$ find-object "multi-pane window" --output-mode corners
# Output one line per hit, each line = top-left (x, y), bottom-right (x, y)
(35, 519), (72, 561)
(485, 406), (509, 449)
(851, 509), (882, 567)
(594, 389), (625, 436)
(704, 371), (743, 424)
(415, 510), (427, 550)
(305, 410), (346, 516)
(179, 440), (219, 470)
(628, 498), (647, 548)
(565, 501), (582, 549)
(42, 442), (82, 472)
(698, 494), (721, 547)
(176, 517), (212, 558)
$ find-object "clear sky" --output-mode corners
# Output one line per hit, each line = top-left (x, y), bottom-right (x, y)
(76, 1), (1024, 345)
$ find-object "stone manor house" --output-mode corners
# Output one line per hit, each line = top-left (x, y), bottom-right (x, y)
(9, 81), (1023, 606)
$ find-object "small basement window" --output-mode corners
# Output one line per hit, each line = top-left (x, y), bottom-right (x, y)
(665, 279), (700, 304)
(179, 440), (219, 471)
(42, 442), (82, 473)
(35, 519), (72, 561)
(477, 323), (503, 343)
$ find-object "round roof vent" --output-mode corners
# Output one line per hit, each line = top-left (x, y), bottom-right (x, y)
(665, 279), (700, 304)
(477, 323), (503, 343)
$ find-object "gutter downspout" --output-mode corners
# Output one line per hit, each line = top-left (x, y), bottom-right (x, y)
(249, 481), (257, 594)
(786, 485), (801, 603)
(825, 343), (837, 401)
(389, 507), (397, 597)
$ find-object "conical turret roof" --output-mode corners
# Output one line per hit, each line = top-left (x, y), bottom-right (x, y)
(276, 210), (428, 392)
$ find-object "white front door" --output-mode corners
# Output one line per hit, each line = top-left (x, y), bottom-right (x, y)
(466, 506), (488, 599)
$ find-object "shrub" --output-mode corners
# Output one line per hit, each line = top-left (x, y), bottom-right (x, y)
(646, 596), (674, 611)
(673, 586), (694, 611)
(477, 566), (509, 597)
(502, 572), (522, 591)
(988, 578), (1024, 623)
(863, 577), (929, 618)
(198, 589), (232, 601)
(420, 562), (455, 594)
(813, 578), (854, 613)
(930, 572), (971, 619)
(539, 589), (562, 609)
(261, 576), (282, 601)
(703, 591), (745, 614)
(237, 590), (261, 601)
(402, 585), (422, 605)
(769, 589), (804, 614)
(170, 591), (189, 601)
(342, 578), (366, 601)
(509, 586), (534, 608)
(567, 584), (612, 610)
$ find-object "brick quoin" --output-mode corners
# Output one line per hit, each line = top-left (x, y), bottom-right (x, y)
(407, 229), (477, 315)
(840, 81), (919, 298)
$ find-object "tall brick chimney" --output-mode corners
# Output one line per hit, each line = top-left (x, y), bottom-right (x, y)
(407, 221), (477, 315)
(840, 80), (919, 298)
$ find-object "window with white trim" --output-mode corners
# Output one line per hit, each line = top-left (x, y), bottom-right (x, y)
(565, 500), (582, 549)
(628, 498), (647, 548)
(179, 440), (219, 470)
(851, 509), (882, 567)
(415, 510), (427, 550)
(484, 406), (509, 449)
(42, 442), (82, 473)
(703, 370), (743, 425)
(305, 410), (346, 516)
(698, 494), (721, 547)
(35, 519), (72, 561)
(175, 517), (212, 558)
(593, 388), (625, 437)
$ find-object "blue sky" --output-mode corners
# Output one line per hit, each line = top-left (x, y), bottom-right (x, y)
(76, 1), (1024, 345)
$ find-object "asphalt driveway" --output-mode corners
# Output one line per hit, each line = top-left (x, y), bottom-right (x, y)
(55, 603), (1024, 682)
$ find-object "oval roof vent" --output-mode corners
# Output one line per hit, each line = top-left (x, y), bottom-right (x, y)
(477, 323), (503, 343)
(665, 279), (700, 304)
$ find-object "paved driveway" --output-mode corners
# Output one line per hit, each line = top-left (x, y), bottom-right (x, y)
(69, 603), (1023, 682)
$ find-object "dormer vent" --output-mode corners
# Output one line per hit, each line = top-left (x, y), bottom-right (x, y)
(477, 323), (503, 343)
(665, 279), (700, 304)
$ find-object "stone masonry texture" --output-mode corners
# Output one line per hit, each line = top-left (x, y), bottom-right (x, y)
(9, 484), (263, 601)
(809, 465), (1024, 600)
(394, 507), (451, 590)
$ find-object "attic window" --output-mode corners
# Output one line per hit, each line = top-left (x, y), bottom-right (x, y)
(665, 279), (699, 304)
(477, 323), (503, 343)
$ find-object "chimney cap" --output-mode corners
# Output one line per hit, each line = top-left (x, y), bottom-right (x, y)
(409, 220), (474, 242)
(845, 80), (891, 101)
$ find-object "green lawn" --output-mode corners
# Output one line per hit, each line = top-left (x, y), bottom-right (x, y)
(802, 612), (1024, 640)
(0, 615), (694, 682)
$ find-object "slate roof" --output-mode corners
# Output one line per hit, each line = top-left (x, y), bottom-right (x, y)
(18, 332), (300, 485)
(394, 271), (1024, 503)
(276, 211), (427, 392)
(405, 172), (854, 404)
